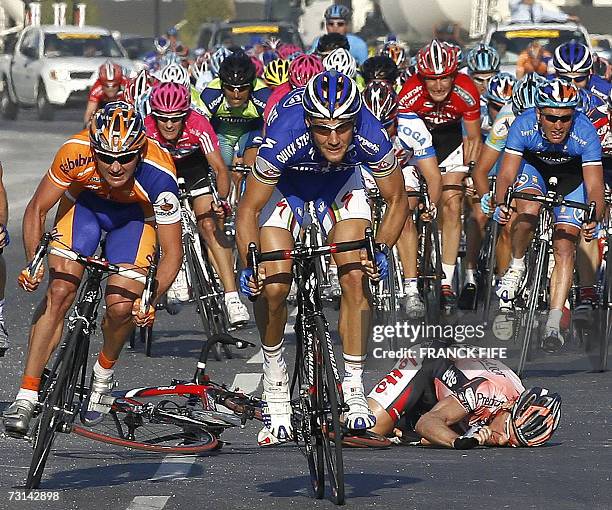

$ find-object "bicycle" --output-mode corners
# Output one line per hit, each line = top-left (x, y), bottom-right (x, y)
(248, 227), (382, 505)
(72, 334), (262, 453)
(503, 178), (595, 376)
(22, 232), (156, 490)
(479, 176), (499, 327)
(594, 187), (612, 371)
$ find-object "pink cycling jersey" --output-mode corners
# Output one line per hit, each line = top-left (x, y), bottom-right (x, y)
(144, 109), (220, 160)
(263, 82), (292, 123)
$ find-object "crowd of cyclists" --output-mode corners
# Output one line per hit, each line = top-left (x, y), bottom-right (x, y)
(8, 2), (612, 454)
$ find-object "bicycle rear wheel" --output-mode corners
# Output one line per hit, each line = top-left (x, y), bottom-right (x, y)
(421, 219), (442, 324)
(315, 315), (345, 505)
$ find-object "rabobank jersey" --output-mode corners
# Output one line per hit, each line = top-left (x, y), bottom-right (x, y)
(254, 88), (397, 185)
(396, 111), (436, 166)
(505, 108), (602, 191)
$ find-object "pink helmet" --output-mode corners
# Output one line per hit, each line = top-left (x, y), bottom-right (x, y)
(150, 82), (190, 114)
(277, 44), (303, 60)
(289, 53), (324, 88)
(250, 55), (264, 77)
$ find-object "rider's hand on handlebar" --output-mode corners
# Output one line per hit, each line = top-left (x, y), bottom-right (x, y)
(18, 265), (45, 292)
(239, 266), (265, 297)
(132, 298), (156, 327)
(420, 203), (437, 222)
(463, 175), (477, 198)
(0, 224), (10, 249)
(480, 192), (494, 216)
(493, 204), (512, 225)
(582, 221), (597, 242)
(360, 247), (389, 281)
(211, 200), (231, 219)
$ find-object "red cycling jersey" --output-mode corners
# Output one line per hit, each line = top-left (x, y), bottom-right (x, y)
(144, 109), (220, 160)
(87, 78), (131, 105)
(263, 82), (292, 123)
(397, 73), (480, 130)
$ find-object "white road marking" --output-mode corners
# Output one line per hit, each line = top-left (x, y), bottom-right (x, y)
(126, 496), (170, 510)
(247, 349), (263, 364)
(230, 373), (262, 393)
(149, 455), (197, 482)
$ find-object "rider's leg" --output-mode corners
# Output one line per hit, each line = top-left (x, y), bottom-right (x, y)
(395, 195), (422, 316)
(459, 198), (488, 309)
(576, 233), (599, 309)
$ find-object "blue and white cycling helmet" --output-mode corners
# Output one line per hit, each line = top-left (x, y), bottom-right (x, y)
(303, 70), (361, 120)
(485, 72), (516, 105)
(210, 47), (234, 77)
(512, 73), (546, 114)
(466, 43), (500, 73)
(535, 78), (580, 109)
(553, 41), (593, 75)
(324, 4), (351, 20)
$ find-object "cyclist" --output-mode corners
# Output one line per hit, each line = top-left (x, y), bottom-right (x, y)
(362, 80), (442, 317)
(310, 4), (368, 65)
(494, 79), (604, 352)
(465, 44), (501, 135)
(0, 161), (8, 355)
(83, 61), (130, 127)
(237, 70), (407, 445)
(323, 47), (358, 80)
(3, 102), (183, 436)
(398, 39), (482, 312)
(367, 344), (561, 448)
(459, 73), (515, 310)
(263, 58), (290, 90)
(199, 52), (271, 169)
(145, 82), (249, 325)
(314, 33), (351, 59)
(516, 41), (552, 79)
(361, 55), (400, 90)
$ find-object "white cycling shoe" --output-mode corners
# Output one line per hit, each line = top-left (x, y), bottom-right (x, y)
(496, 266), (525, 303)
(404, 292), (425, 319)
(225, 294), (250, 327)
(258, 374), (293, 446)
(342, 379), (376, 431)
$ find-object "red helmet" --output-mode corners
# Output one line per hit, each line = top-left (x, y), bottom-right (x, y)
(289, 53), (324, 88)
(99, 61), (123, 87)
(417, 40), (458, 78)
(150, 82), (190, 114)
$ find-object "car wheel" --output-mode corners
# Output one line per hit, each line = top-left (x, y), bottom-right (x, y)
(0, 79), (18, 120)
(37, 82), (55, 121)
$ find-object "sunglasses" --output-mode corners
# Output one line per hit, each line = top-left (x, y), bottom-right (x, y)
(309, 120), (354, 137)
(326, 21), (346, 27)
(558, 74), (589, 84)
(472, 74), (495, 85)
(95, 150), (140, 165)
(222, 83), (251, 92)
(153, 113), (187, 123)
(541, 113), (574, 123)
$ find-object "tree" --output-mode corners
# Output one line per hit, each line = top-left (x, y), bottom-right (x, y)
(182, 0), (236, 47)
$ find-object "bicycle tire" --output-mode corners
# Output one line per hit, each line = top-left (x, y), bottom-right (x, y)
(185, 240), (214, 338)
(481, 220), (499, 327)
(600, 241), (612, 371)
(421, 219), (442, 324)
(315, 315), (345, 505)
(143, 326), (153, 357)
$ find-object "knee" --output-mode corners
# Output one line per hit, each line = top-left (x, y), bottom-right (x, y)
(104, 298), (134, 324)
(553, 240), (576, 262)
(442, 194), (462, 218)
(263, 281), (291, 311)
(198, 217), (217, 240)
(46, 280), (78, 314)
(339, 269), (366, 301)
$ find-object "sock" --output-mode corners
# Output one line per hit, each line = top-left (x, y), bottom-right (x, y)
(16, 388), (38, 404)
(510, 256), (525, 270)
(262, 340), (287, 381)
(224, 291), (239, 302)
(442, 263), (455, 287)
(20, 375), (41, 392)
(403, 278), (418, 294)
(0, 299), (4, 322)
(94, 353), (116, 379)
(546, 309), (563, 330)
(97, 351), (116, 370)
(343, 353), (366, 385)
(465, 269), (476, 286)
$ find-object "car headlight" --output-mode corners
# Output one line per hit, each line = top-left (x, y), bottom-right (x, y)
(49, 69), (71, 81)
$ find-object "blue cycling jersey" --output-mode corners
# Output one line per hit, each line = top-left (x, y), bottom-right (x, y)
(254, 88), (397, 185)
(587, 74), (612, 103)
(505, 107), (602, 193)
(309, 33), (369, 64)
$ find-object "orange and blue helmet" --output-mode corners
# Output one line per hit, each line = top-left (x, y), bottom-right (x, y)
(535, 78), (580, 109)
(89, 101), (146, 154)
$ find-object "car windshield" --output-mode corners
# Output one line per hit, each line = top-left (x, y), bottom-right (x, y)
(489, 28), (587, 65)
(44, 33), (124, 58)
(215, 25), (301, 49)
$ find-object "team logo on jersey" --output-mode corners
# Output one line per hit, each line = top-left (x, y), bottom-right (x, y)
(399, 124), (428, 146)
(453, 85), (476, 107)
(59, 153), (95, 173)
(283, 91), (303, 108)
(355, 134), (380, 155)
(492, 119), (510, 139)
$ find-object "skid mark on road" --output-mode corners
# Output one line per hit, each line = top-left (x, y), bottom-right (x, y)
(126, 496), (170, 510)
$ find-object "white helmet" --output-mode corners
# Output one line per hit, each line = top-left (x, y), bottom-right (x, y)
(158, 62), (190, 88)
(323, 48), (357, 79)
(210, 46), (234, 77)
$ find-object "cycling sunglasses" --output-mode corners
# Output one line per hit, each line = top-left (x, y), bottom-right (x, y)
(558, 74), (589, 84)
(472, 74), (495, 85)
(95, 150), (140, 165)
(541, 113), (574, 124)
(222, 83), (251, 92)
(153, 112), (187, 123)
(326, 20), (346, 27)
(309, 120), (354, 137)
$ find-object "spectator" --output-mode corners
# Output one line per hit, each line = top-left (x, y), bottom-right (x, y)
(509, 0), (578, 24)
(516, 41), (551, 79)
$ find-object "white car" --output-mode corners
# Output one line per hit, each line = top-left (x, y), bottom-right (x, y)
(0, 24), (135, 121)
(483, 22), (592, 77)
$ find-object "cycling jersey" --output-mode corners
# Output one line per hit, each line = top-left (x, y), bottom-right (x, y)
(486, 103), (516, 153)
(505, 108), (602, 194)
(87, 78), (130, 105)
(395, 112), (436, 164)
(309, 33), (369, 64)
(585, 74), (612, 104)
(368, 349), (524, 429)
(263, 82), (292, 123)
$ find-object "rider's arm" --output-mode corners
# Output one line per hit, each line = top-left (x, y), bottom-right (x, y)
(83, 100), (98, 128)
(473, 145), (501, 198)
(462, 118), (482, 166)
(22, 176), (65, 260)
(205, 149), (231, 199)
(153, 221), (183, 300)
(415, 395), (470, 448)
(416, 157), (442, 205)
(374, 164), (409, 246)
(0, 162), (7, 226)
(494, 151), (523, 205)
(583, 163), (605, 221)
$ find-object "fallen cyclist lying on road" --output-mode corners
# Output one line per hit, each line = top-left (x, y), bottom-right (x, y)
(366, 341), (561, 448)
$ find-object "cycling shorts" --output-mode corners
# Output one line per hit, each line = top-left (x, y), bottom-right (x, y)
(260, 168), (371, 238)
(175, 151), (212, 195)
(514, 163), (587, 230)
(53, 190), (156, 269)
(438, 144), (469, 174)
(402, 166), (421, 190)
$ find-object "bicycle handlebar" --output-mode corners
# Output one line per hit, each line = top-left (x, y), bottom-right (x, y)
(510, 190), (596, 219)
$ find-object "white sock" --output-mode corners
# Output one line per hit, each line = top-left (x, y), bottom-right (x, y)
(343, 353), (366, 385)
(0, 299), (4, 323)
(16, 388), (38, 404)
(224, 291), (239, 303)
(442, 263), (455, 287)
(546, 309), (563, 330)
(465, 269), (476, 285)
(262, 340), (287, 381)
(404, 278), (418, 294)
(510, 257), (525, 270)
(93, 360), (114, 379)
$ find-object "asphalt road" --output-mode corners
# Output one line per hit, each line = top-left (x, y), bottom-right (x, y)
(0, 108), (609, 510)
